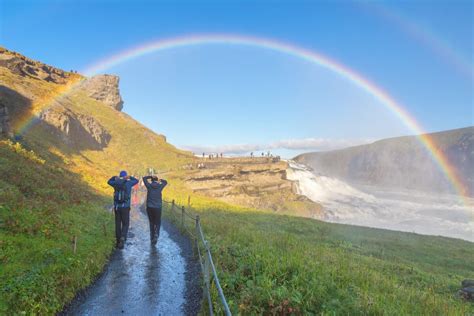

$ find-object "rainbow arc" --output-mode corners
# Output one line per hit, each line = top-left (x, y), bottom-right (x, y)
(15, 34), (471, 205)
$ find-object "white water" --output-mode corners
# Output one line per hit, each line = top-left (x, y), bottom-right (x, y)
(287, 162), (474, 242)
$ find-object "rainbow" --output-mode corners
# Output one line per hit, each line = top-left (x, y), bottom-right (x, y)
(364, 4), (473, 79)
(16, 34), (471, 204)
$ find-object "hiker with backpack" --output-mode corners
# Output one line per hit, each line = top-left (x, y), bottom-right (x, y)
(108, 171), (139, 249)
(142, 175), (168, 245)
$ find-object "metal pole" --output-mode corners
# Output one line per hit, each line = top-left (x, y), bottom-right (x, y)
(205, 243), (232, 316)
(197, 221), (232, 316)
(196, 216), (214, 315)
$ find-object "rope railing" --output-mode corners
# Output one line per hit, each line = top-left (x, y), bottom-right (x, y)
(163, 199), (231, 315)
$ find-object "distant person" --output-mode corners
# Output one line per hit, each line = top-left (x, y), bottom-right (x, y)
(143, 175), (168, 245)
(202, 152), (205, 158)
(108, 171), (138, 249)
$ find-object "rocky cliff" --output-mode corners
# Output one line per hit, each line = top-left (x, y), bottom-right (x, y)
(182, 158), (322, 218)
(79, 75), (124, 111)
(0, 47), (74, 84)
(295, 127), (474, 196)
(0, 47), (124, 149)
(39, 106), (111, 149)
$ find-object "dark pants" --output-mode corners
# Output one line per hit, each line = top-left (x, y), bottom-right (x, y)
(114, 207), (130, 241)
(146, 207), (162, 241)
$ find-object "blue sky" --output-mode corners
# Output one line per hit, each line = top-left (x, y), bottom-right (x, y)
(1, 0), (472, 157)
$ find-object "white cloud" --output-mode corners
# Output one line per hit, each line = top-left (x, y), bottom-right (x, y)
(181, 137), (373, 155)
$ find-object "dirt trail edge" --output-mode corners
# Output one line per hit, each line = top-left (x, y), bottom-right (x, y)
(62, 202), (202, 315)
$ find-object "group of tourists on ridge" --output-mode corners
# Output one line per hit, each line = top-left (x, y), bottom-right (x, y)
(107, 171), (168, 249)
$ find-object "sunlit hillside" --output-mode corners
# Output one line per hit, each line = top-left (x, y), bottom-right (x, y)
(1, 47), (472, 315)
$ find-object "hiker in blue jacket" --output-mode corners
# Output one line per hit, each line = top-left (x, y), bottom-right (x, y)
(108, 171), (138, 249)
(143, 175), (168, 245)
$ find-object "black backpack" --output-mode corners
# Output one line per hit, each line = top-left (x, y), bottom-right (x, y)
(114, 179), (129, 204)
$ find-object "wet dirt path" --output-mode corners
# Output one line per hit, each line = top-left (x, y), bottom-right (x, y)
(66, 204), (187, 315)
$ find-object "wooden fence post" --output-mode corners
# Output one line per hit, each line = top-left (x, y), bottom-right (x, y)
(181, 206), (185, 228)
(73, 236), (77, 254)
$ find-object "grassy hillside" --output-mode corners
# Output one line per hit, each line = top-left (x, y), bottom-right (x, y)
(0, 52), (195, 314)
(0, 140), (114, 314)
(1, 63), (194, 191)
(167, 197), (474, 315)
(1, 49), (473, 315)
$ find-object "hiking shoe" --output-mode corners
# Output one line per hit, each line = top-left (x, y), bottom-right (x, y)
(118, 238), (125, 249)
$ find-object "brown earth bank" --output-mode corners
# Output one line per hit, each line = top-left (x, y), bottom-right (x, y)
(180, 157), (323, 218)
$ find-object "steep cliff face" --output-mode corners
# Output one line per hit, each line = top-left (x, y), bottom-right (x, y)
(295, 127), (474, 196)
(79, 75), (124, 111)
(39, 106), (111, 150)
(182, 158), (322, 218)
(0, 48), (120, 150)
(0, 46), (190, 197)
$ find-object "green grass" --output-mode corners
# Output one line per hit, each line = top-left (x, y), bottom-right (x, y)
(2, 64), (473, 315)
(0, 68), (197, 313)
(0, 140), (115, 314)
(164, 198), (474, 315)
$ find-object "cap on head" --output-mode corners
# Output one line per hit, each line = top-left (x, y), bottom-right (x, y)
(119, 170), (127, 177)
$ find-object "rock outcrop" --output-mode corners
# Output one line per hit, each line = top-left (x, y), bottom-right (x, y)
(79, 75), (124, 111)
(0, 47), (74, 84)
(0, 102), (12, 137)
(460, 280), (474, 301)
(182, 158), (322, 217)
(40, 106), (111, 149)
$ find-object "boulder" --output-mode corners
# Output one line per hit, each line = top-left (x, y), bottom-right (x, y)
(460, 286), (474, 301)
(462, 279), (474, 288)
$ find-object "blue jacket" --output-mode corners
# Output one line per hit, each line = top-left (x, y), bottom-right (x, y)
(143, 176), (167, 208)
(107, 176), (138, 209)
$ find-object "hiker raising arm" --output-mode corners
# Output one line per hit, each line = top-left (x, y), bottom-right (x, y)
(143, 175), (167, 189)
(142, 176), (168, 245)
